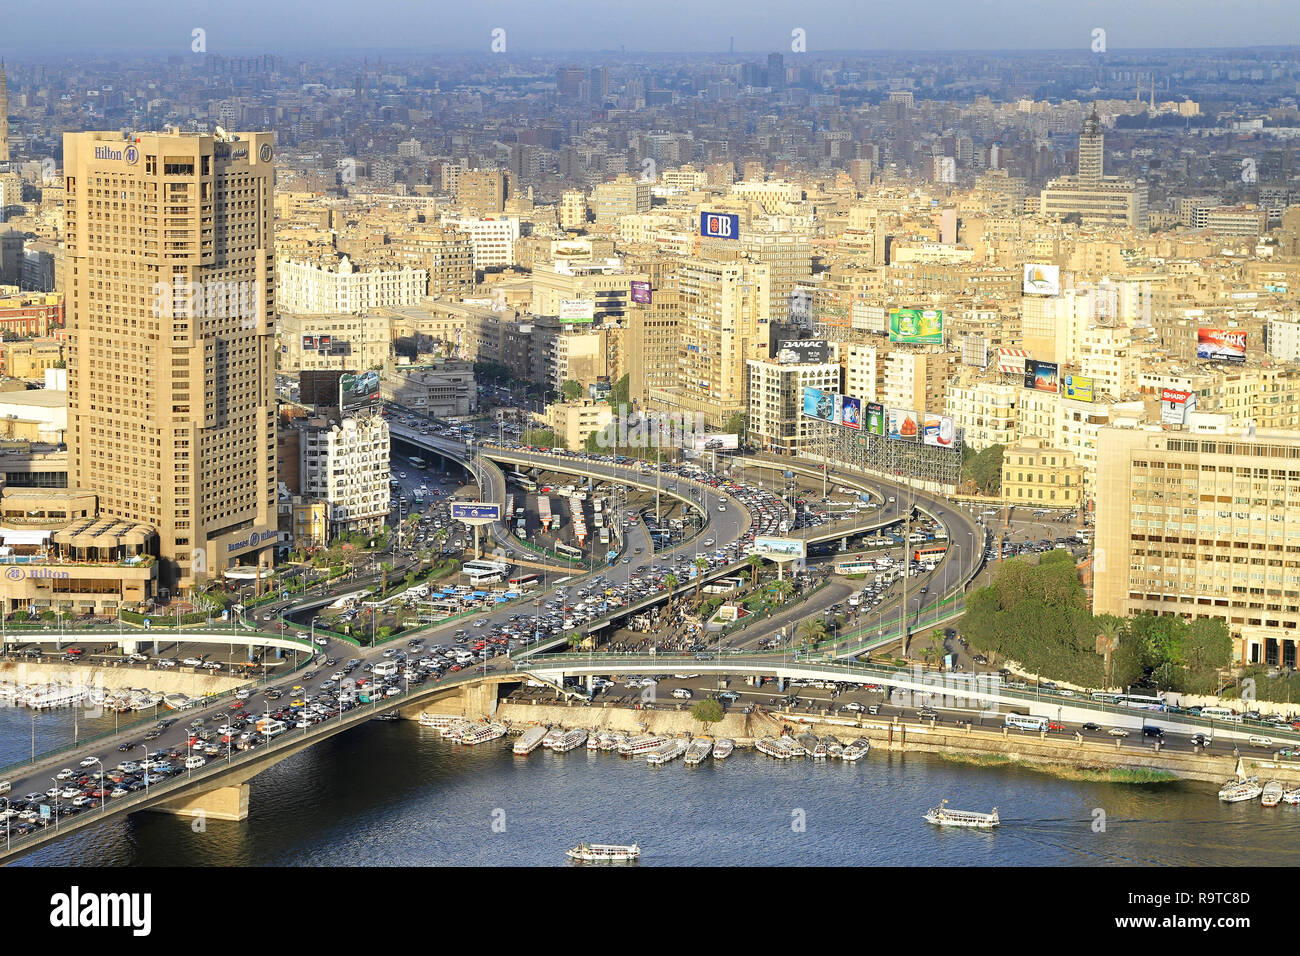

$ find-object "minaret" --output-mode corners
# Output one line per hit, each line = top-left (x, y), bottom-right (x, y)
(0, 61), (10, 163)
(1078, 106), (1104, 184)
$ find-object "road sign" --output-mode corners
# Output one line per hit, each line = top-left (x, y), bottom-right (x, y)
(143, 618), (151, 629)
(39, 804), (50, 821)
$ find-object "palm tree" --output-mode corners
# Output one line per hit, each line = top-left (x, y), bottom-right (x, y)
(797, 618), (828, 649)
(663, 573), (679, 614)
(770, 579), (795, 605)
(746, 554), (765, 588)
(693, 556), (709, 594)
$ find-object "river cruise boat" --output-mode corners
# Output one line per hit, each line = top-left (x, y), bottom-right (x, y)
(755, 737), (789, 759)
(163, 693), (191, 710)
(841, 738), (871, 761)
(513, 725), (549, 755)
(1218, 776), (1263, 803)
(683, 737), (713, 765)
(541, 728), (566, 749)
(441, 719), (474, 741)
(586, 732), (602, 751)
(924, 799), (1000, 829)
(130, 692), (163, 711)
(712, 738), (734, 759)
(779, 736), (806, 758)
(552, 728), (588, 753)
(460, 722), (506, 746)
(601, 732), (625, 752)
(1282, 788), (1300, 805)
(824, 737), (843, 758)
(618, 734), (668, 756)
(1261, 779), (1285, 807)
(566, 842), (641, 863)
(645, 738), (688, 765)
(419, 713), (460, 729)
(24, 685), (89, 709)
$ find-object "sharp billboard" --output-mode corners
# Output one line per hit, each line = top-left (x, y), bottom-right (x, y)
(1161, 388), (1197, 425)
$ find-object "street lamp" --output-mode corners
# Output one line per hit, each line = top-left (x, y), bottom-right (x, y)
(49, 777), (61, 832)
(89, 757), (104, 812)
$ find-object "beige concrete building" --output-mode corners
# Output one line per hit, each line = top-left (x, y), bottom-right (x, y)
(64, 130), (278, 590)
(1001, 437), (1084, 508)
(380, 363), (477, 417)
(278, 312), (392, 373)
(747, 357), (840, 455)
(881, 349), (953, 414)
(592, 175), (651, 224)
(1095, 427), (1300, 667)
(545, 399), (614, 448)
(457, 169), (507, 216)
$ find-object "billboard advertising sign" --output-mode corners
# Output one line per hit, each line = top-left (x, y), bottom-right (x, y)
(774, 339), (830, 365)
(693, 433), (739, 452)
(801, 387), (840, 424)
(887, 407), (921, 441)
(864, 401), (886, 436)
(559, 299), (596, 322)
(1197, 328), (1247, 363)
(922, 415), (956, 448)
(629, 280), (652, 304)
(888, 308), (944, 345)
(450, 502), (503, 522)
(1161, 388), (1197, 425)
(1024, 359), (1059, 393)
(317, 334), (332, 350)
(753, 536), (807, 560)
(302, 334), (316, 351)
(840, 396), (863, 430)
(1022, 263), (1061, 296)
(997, 348), (1028, 375)
(339, 370), (380, 412)
(699, 211), (740, 239)
(1063, 375), (1094, 402)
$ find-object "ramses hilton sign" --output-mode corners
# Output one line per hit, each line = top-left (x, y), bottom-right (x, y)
(4, 567), (71, 581)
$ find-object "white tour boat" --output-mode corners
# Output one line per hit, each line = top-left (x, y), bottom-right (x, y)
(618, 734), (668, 757)
(1281, 787), (1300, 805)
(712, 738), (734, 759)
(419, 713), (459, 729)
(1261, 779), (1285, 807)
(645, 737), (688, 765)
(460, 722), (507, 746)
(566, 842), (641, 862)
(551, 728), (588, 753)
(924, 799), (1000, 829)
(683, 737), (713, 765)
(841, 738), (871, 761)
(1218, 776), (1263, 803)
(541, 728), (566, 749)
(513, 725), (549, 755)
(755, 737), (789, 759)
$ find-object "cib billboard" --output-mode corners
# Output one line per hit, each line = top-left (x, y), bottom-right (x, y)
(700, 211), (740, 240)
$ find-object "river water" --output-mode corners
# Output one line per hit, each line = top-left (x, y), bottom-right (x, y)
(4, 707), (1298, 866)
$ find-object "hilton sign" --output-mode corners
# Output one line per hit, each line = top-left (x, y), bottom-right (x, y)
(93, 144), (139, 165)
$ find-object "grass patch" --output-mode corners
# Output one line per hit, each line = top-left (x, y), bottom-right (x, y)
(935, 750), (1179, 784)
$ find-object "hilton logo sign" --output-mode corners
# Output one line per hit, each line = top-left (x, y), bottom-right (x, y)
(93, 144), (139, 165)
(226, 530), (279, 554)
(4, 567), (71, 581)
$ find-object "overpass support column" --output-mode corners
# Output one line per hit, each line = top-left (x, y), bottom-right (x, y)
(462, 681), (497, 719)
(150, 783), (250, 822)
(586, 674), (594, 692)
(841, 537), (848, 552)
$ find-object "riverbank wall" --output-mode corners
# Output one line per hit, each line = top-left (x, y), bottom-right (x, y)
(0, 659), (246, 697)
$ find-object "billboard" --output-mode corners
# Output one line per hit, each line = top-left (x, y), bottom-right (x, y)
(1024, 359), (1059, 393)
(887, 407), (921, 442)
(997, 348), (1028, 375)
(851, 303), (888, 333)
(753, 536), (807, 560)
(301, 334), (316, 351)
(339, 370), (380, 412)
(922, 415), (956, 448)
(700, 211), (740, 240)
(1161, 387), (1197, 425)
(774, 339), (831, 364)
(840, 396), (863, 430)
(888, 308), (944, 345)
(1197, 328), (1247, 363)
(693, 433), (740, 452)
(450, 502), (503, 522)
(629, 280), (652, 304)
(1063, 375), (1094, 402)
(801, 387), (839, 424)
(864, 401), (886, 436)
(559, 299), (596, 322)
(1022, 263), (1061, 296)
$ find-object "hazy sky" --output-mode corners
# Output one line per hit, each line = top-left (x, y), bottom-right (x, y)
(9, 0), (1300, 54)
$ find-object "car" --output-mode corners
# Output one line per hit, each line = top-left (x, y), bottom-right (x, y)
(1107, 727), (1129, 737)
(1142, 725), (1165, 739)
(671, 688), (693, 700)
(1047, 721), (1066, 731)
(78, 757), (99, 768)
(117, 741), (137, 753)
(841, 701), (866, 713)
(1081, 722), (1102, 731)
(1190, 733), (1213, 747)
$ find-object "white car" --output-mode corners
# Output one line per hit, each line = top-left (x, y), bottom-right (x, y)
(671, 688), (693, 700)
(185, 755), (207, 770)
(55, 768), (76, 781)
(1107, 727), (1129, 737)
(181, 657), (204, 667)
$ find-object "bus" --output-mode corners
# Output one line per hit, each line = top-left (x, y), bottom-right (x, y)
(408, 456), (427, 470)
(1199, 706), (1242, 722)
(835, 560), (876, 576)
(505, 495), (515, 520)
(913, 544), (948, 565)
(599, 527), (610, 546)
(1117, 693), (1165, 712)
(507, 574), (539, 591)
(555, 543), (582, 560)
(537, 496), (554, 532)
(507, 471), (538, 492)
(413, 490), (426, 507)
(1090, 692), (1120, 704)
(1005, 713), (1049, 732)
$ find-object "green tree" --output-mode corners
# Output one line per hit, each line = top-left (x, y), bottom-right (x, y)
(769, 579), (795, 605)
(608, 373), (630, 409)
(797, 618), (828, 648)
(721, 412), (747, 440)
(693, 556), (709, 594)
(691, 698), (725, 733)
(663, 573), (679, 614)
(566, 632), (582, 650)
(561, 379), (584, 401)
(745, 554), (765, 587)
(961, 443), (1005, 495)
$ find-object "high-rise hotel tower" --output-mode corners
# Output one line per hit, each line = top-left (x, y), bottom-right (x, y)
(63, 130), (277, 591)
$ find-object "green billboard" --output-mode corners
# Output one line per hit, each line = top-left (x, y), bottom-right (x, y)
(888, 308), (944, 345)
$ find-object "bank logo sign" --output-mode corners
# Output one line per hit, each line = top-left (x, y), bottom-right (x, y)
(700, 212), (739, 239)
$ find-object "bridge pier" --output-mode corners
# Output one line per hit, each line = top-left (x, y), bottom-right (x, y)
(462, 681), (497, 719)
(149, 783), (250, 822)
(840, 536), (848, 552)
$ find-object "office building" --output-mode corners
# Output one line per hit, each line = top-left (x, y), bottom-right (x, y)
(299, 413), (390, 539)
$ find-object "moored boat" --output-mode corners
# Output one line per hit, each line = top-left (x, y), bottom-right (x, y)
(924, 799), (999, 829)
(1282, 787), (1300, 805)
(712, 738), (734, 759)
(841, 738), (871, 761)
(618, 733), (668, 757)
(1261, 779), (1284, 807)
(541, 727), (565, 749)
(824, 736), (843, 758)
(460, 722), (507, 746)
(1218, 776), (1263, 803)
(441, 719), (473, 741)
(684, 737), (713, 765)
(566, 842), (641, 863)
(513, 725), (549, 755)
(779, 735), (806, 758)
(586, 731), (602, 751)
(419, 713), (459, 729)
(755, 737), (788, 759)
(645, 737), (688, 765)
(551, 728), (588, 753)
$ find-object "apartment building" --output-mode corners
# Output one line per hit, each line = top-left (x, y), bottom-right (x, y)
(299, 414), (391, 540)
(279, 312), (392, 372)
(592, 175), (651, 224)
(1001, 436), (1084, 507)
(746, 357), (841, 455)
(277, 256), (426, 314)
